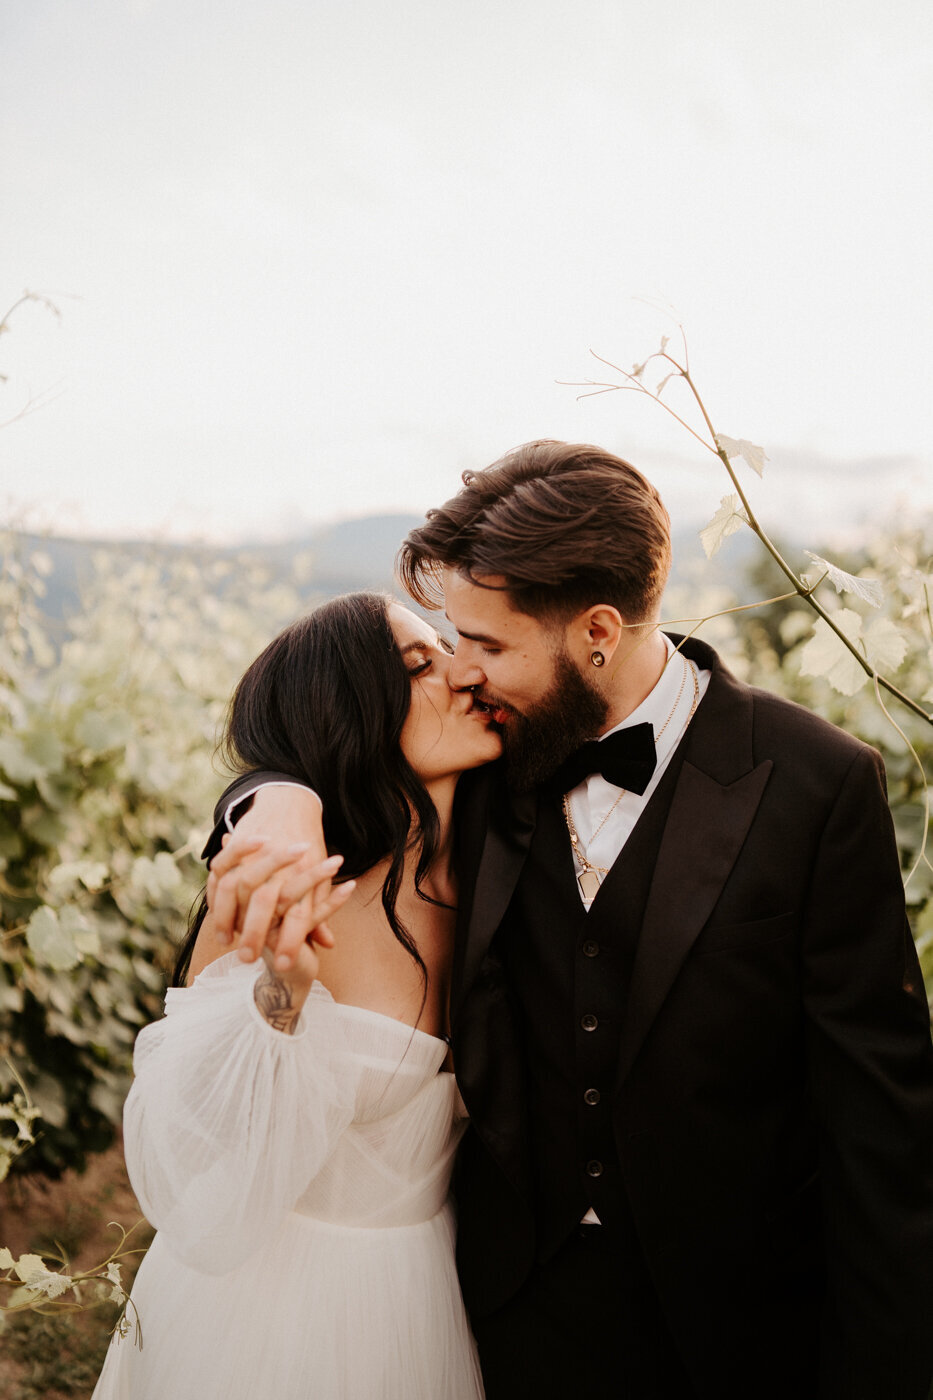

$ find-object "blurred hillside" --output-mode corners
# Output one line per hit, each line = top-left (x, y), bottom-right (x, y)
(6, 514), (425, 624)
(3, 514), (752, 628)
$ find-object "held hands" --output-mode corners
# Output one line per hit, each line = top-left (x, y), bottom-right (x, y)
(207, 832), (356, 988)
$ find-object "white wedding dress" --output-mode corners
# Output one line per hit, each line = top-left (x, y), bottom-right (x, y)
(92, 953), (484, 1399)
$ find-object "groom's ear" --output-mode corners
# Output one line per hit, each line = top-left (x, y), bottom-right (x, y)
(564, 603), (625, 666)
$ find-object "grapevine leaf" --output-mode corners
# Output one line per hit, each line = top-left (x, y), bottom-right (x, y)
(13, 1254), (46, 1283)
(73, 927), (102, 958)
(59, 907), (101, 959)
(804, 552), (884, 608)
(799, 611), (868, 696)
(26, 906), (81, 972)
(16, 1257), (73, 1298)
(863, 617), (907, 673)
(47, 860), (109, 897)
(24, 729), (64, 773)
(699, 494), (749, 559)
(0, 1246), (14, 1270)
(0, 737), (43, 784)
(130, 852), (182, 902)
(716, 434), (768, 477)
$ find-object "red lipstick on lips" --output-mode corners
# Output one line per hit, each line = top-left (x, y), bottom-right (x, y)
(470, 693), (511, 725)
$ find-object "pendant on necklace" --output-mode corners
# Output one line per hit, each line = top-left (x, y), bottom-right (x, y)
(577, 868), (602, 901)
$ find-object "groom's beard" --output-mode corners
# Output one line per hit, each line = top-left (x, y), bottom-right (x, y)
(496, 650), (609, 792)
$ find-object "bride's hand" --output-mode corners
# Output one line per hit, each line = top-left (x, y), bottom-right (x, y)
(208, 784), (336, 959)
(244, 860), (356, 1035)
(209, 836), (356, 971)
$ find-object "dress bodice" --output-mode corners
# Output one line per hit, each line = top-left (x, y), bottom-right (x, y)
(292, 990), (467, 1228)
(123, 955), (466, 1273)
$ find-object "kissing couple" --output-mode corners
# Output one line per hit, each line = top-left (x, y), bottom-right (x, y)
(93, 440), (933, 1400)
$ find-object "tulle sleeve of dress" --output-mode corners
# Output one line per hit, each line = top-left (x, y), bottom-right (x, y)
(122, 953), (357, 1275)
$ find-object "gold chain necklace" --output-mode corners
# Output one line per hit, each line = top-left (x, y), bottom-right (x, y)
(562, 657), (700, 901)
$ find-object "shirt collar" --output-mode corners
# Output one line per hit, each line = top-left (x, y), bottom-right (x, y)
(597, 633), (682, 743)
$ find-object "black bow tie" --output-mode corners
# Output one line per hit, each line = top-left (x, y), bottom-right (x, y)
(545, 722), (657, 796)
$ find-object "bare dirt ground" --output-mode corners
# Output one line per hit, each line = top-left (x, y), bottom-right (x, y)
(0, 1137), (153, 1400)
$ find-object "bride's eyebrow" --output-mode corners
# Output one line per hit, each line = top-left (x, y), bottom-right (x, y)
(400, 630), (452, 657)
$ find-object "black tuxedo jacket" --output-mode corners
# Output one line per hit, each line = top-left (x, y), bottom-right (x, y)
(448, 635), (933, 1400)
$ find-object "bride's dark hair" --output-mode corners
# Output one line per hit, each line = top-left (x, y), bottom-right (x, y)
(172, 592), (442, 986)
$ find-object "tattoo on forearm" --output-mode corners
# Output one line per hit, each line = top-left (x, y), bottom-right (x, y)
(254, 965), (300, 1035)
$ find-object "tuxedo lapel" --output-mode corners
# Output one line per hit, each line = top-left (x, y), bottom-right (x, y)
(616, 637), (773, 1087)
(450, 771), (536, 1202)
(451, 771), (536, 1023)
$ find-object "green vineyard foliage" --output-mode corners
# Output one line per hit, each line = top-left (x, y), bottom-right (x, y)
(1, 517), (931, 1185)
(0, 539), (311, 1177)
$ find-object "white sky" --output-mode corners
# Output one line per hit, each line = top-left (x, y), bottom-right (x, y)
(2, 0), (932, 544)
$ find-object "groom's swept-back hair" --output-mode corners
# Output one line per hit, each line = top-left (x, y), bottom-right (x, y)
(397, 440), (672, 624)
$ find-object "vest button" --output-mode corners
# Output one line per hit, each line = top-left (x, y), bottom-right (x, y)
(584, 1088), (601, 1106)
(580, 1013), (598, 1032)
(582, 940), (600, 957)
(585, 1159), (604, 1177)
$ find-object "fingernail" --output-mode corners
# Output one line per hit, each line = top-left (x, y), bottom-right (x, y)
(237, 947), (255, 963)
(338, 880), (356, 895)
(216, 931), (232, 945)
(324, 855), (344, 869)
(287, 842), (311, 855)
(274, 954), (291, 972)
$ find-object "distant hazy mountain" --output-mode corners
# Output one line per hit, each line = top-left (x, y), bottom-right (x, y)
(4, 515), (425, 622)
(275, 515), (425, 593)
(4, 511), (753, 624)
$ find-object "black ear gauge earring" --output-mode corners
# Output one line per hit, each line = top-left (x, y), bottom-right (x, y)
(590, 651), (605, 667)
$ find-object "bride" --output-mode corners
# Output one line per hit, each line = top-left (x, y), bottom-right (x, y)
(92, 592), (501, 1400)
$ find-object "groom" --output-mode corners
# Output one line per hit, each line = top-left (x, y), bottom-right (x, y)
(214, 441), (933, 1399)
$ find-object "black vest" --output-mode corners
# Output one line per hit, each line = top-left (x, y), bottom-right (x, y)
(497, 745), (689, 1260)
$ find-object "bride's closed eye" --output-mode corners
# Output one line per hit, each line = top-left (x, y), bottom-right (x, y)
(406, 635), (454, 677)
(404, 642), (434, 677)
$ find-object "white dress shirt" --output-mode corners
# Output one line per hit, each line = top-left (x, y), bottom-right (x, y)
(565, 636), (711, 910)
